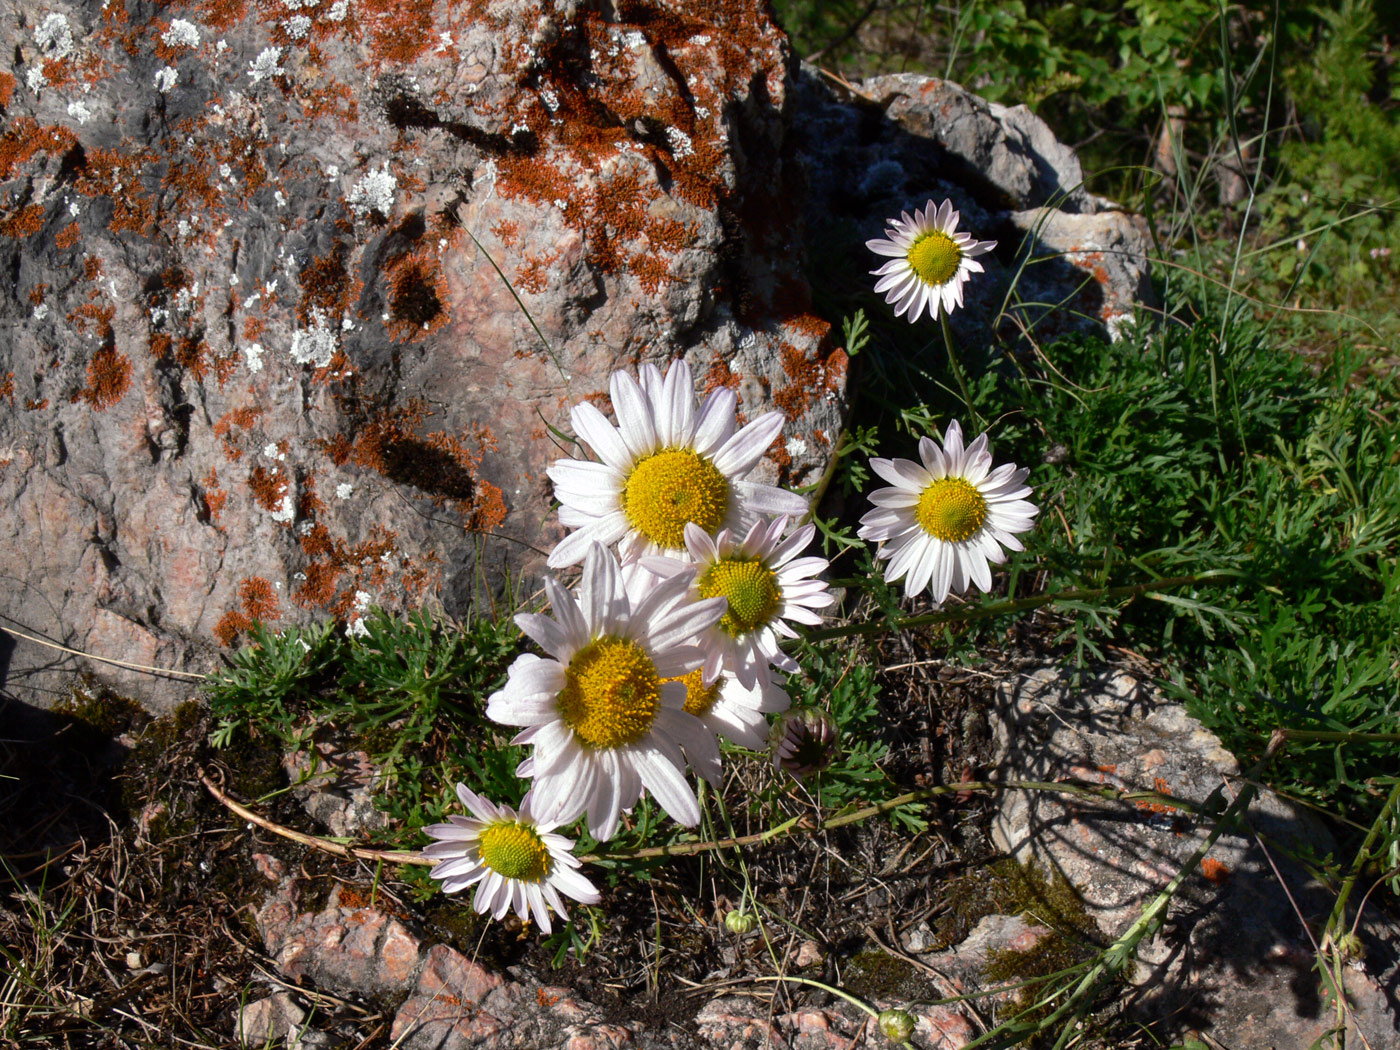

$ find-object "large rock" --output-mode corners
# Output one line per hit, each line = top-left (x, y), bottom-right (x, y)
(0, 0), (847, 709)
(989, 667), (1400, 1048)
(0, 4), (1151, 711)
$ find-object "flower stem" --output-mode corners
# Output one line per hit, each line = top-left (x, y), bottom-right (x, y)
(940, 312), (979, 424)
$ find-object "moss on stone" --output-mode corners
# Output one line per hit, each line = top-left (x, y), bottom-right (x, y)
(937, 857), (1110, 1039)
(844, 948), (927, 1001)
(54, 678), (147, 738)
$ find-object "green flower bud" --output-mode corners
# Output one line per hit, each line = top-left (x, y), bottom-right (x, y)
(771, 707), (839, 776)
(1336, 932), (1365, 961)
(877, 1008), (916, 1042)
(725, 910), (756, 934)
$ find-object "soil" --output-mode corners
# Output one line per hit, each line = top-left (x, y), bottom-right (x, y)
(0, 613), (1131, 1049)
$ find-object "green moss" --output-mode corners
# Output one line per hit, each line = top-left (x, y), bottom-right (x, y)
(844, 949), (928, 1001)
(423, 896), (485, 953)
(223, 735), (288, 800)
(936, 858), (1109, 1040)
(54, 679), (147, 738)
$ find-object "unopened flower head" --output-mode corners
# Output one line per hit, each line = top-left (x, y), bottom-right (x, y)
(546, 359), (808, 568)
(486, 543), (728, 840)
(867, 199), (995, 323)
(771, 706), (839, 777)
(645, 517), (834, 688)
(421, 785), (600, 934)
(877, 1008), (916, 1043)
(857, 420), (1036, 605)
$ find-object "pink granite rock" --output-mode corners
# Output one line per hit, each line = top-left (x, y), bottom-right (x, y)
(989, 666), (1400, 1048)
(0, 0), (846, 710)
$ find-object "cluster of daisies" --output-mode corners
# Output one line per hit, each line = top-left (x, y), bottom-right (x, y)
(423, 200), (1036, 934)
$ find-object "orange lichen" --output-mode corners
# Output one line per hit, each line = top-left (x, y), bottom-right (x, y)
(491, 219), (519, 247)
(69, 302), (117, 341)
(0, 119), (77, 181)
(242, 315), (266, 343)
(213, 610), (253, 646)
(213, 405), (263, 461)
(0, 204), (46, 238)
(197, 0), (249, 32)
(298, 251), (352, 325)
(704, 358), (741, 393)
(237, 577), (281, 621)
(247, 464), (288, 513)
(0, 73), (14, 109)
(1200, 858), (1231, 885)
(0, 373), (13, 404)
(351, 0), (439, 66)
(384, 250), (449, 341)
(321, 401), (504, 529)
(25, 398), (49, 410)
(201, 467), (227, 524)
(295, 523), (405, 615)
(27, 285), (48, 306)
(79, 347), (133, 410)
(55, 222), (81, 249)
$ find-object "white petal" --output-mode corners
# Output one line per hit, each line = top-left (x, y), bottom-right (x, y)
(692, 387), (738, 455)
(570, 401), (634, 471)
(611, 370), (658, 459)
(712, 411), (785, 477)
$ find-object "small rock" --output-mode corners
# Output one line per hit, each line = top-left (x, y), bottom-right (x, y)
(233, 992), (306, 1047)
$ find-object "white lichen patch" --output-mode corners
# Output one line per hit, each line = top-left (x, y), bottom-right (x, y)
(67, 100), (92, 124)
(346, 166), (396, 220)
(665, 127), (693, 159)
(173, 282), (201, 315)
(327, 0), (349, 22)
(785, 436), (809, 459)
(32, 303), (50, 322)
(161, 19), (201, 49)
(242, 342), (265, 373)
(335, 482), (353, 500)
(26, 67), (48, 96)
(285, 15), (311, 40)
(35, 13), (74, 58)
(154, 67), (179, 93)
(289, 307), (337, 368)
(248, 47), (284, 84)
(269, 491), (296, 524)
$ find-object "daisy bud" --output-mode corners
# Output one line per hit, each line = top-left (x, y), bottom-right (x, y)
(725, 909), (756, 934)
(877, 1008), (916, 1042)
(771, 707), (839, 776)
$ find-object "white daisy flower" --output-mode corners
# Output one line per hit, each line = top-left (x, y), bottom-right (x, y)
(661, 665), (790, 752)
(621, 561), (790, 753)
(867, 199), (996, 323)
(856, 420), (1037, 604)
(422, 785), (599, 934)
(645, 516), (835, 688)
(546, 359), (809, 568)
(486, 543), (728, 840)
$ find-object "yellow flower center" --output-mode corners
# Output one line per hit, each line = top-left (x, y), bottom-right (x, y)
(698, 558), (781, 637)
(622, 447), (730, 550)
(478, 820), (551, 882)
(916, 477), (988, 542)
(907, 231), (962, 286)
(558, 636), (662, 749)
(664, 668), (724, 718)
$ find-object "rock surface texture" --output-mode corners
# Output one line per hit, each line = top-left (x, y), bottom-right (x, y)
(990, 667), (1400, 1048)
(0, 2), (1149, 710)
(250, 853), (977, 1049)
